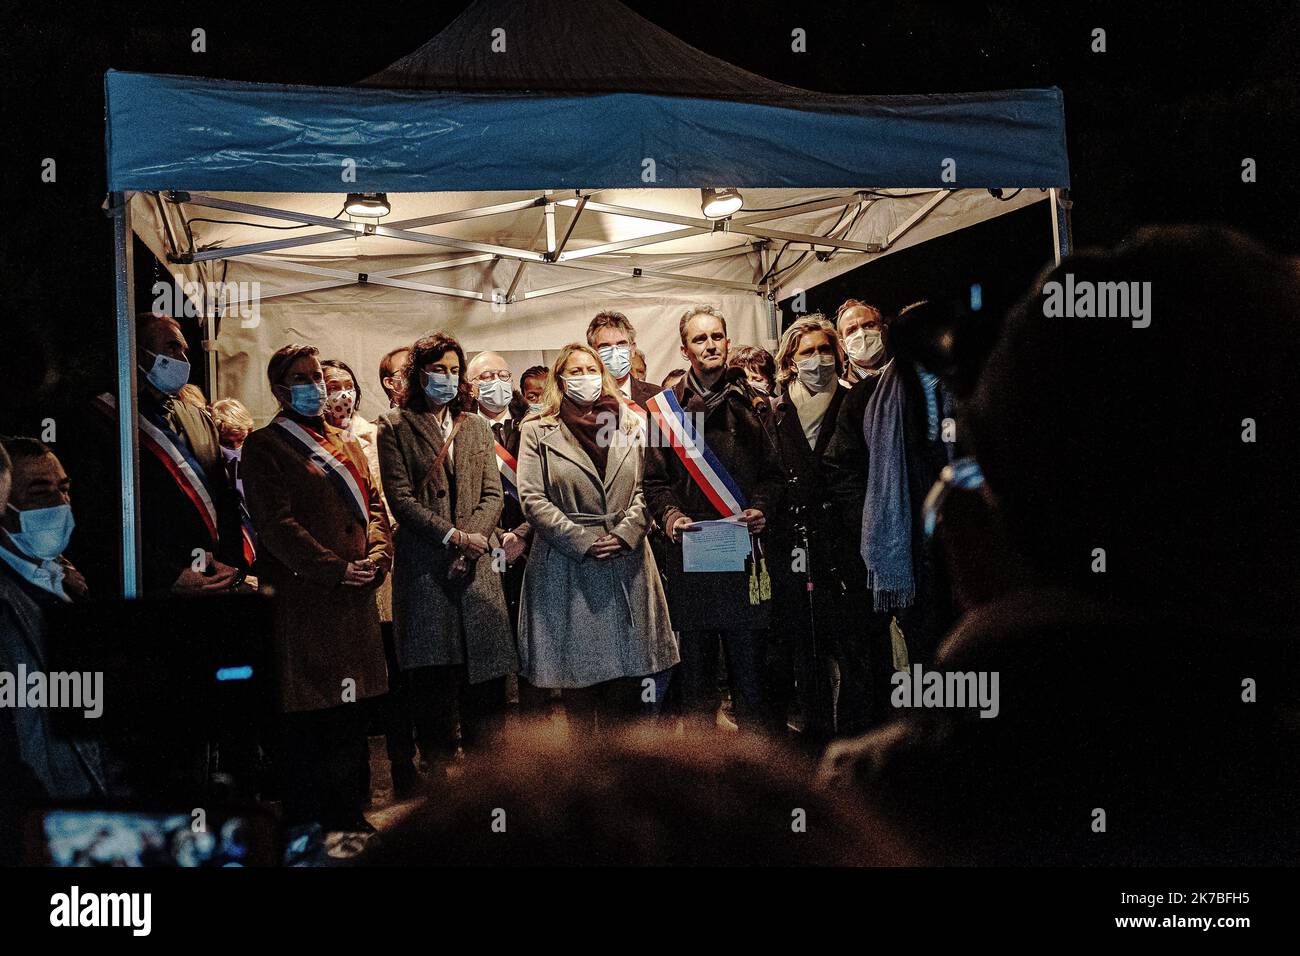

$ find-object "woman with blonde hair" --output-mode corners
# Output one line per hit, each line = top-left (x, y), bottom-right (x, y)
(766, 314), (852, 741)
(516, 343), (678, 736)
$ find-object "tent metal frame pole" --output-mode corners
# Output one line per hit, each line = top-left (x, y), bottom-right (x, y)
(220, 254), (501, 310)
(554, 199), (881, 257)
(1050, 187), (1071, 265)
(881, 190), (951, 250)
(553, 196), (587, 259)
(518, 275), (622, 300)
(111, 191), (142, 599)
(179, 195), (548, 263)
(181, 194), (548, 263)
(223, 243), (762, 308)
(238, 256), (490, 301)
(536, 258), (759, 292)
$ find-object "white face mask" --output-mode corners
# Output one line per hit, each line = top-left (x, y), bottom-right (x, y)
(562, 374), (603, 404)
(748, 378), (770, 395)
(795, 354), (838, 393)
(845, 327), (885, 369)
(477, 378), (512, 412)
(324, 388), (357, 426)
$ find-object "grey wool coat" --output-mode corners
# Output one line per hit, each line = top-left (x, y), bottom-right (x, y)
(516, 407), (679, 689)
(376, 407), (519, 684)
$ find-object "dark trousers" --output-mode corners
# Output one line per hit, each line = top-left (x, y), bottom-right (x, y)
(834, 609), (893, 738)
(563, 677), (644, 738)
(517, 675), (553, 719)
(277, 702), (369, 829)
(377, 622), (416, 774)
(677, 628), (766, 730)
(406, 664), (508, 759)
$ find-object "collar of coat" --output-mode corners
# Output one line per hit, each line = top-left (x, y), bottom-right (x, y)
(530, 408), (641, 494)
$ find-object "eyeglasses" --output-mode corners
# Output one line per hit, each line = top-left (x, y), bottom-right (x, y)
(473, 370), (513, 383)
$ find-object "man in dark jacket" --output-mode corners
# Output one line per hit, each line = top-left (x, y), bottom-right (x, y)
(822, 302), (958, 733)
(822, 226), (1300, 865)
(465, 350), (548, 717)
(69, 313), (245, 597)
(643, 306), (785, 732)
(586, 311), (663, 410)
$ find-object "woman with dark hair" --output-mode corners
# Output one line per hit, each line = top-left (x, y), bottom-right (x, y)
(240, 343), (392, 833)
(728, 345), (779, 414)
(376, 332), (519, 769)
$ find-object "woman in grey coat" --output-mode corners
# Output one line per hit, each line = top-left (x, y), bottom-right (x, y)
(377, 331), (518, 764)
(516, 343), (678, 736)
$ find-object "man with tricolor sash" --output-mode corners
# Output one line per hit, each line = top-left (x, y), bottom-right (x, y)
(643, 305), (785, 733)
(466, 350), (540, 711)
(79, 313), (246, 596)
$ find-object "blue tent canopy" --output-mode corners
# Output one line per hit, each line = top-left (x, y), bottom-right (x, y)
(105, 69), (1068, 193)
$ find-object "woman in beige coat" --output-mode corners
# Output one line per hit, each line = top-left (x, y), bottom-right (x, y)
(516, 343), (678, 735)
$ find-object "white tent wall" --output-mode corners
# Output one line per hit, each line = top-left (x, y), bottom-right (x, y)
(209, 288), (768, 427)
(128, 186), (1048, 425)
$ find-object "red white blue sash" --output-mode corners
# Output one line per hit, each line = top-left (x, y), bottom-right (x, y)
(94, 393), (219, 544)
(494, 441), (519, 500)
(272, 418), (369, 527)
(644, 389), (748, 518)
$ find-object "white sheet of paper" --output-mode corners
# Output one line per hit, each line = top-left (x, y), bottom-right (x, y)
(681, 517), (751, 572)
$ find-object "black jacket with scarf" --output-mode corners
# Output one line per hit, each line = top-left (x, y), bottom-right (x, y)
(642, 368), (786, 629)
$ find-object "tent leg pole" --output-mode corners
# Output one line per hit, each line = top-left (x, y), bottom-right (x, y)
(113, 192), (143, 599)
(1050, 187), (1070, 265)
(206, 315), (219, 405)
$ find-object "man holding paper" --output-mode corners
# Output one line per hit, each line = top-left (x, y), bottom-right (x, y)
(643, 306), (785, 733)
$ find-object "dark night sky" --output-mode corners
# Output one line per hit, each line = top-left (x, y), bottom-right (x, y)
(1, 0), (1296, 431)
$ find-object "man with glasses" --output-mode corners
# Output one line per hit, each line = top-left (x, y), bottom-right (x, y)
(586, 311), (662, 411)
(464, 351), (539, 715)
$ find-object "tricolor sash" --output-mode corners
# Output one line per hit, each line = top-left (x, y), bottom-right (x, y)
(238, 507), (258, 565)
(272, 418), (369, 527)
(94, 393), (219, 544)
(645, 388), (748, 518)
(494, 441), (519, 500)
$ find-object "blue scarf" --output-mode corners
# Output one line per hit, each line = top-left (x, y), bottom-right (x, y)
(860, 361), (915, 611)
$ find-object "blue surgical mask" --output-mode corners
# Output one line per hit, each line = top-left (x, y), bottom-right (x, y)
(7, 503), (75, 561)
(476, 378), (512, 413)
(597, 345), (632, 381)
(283, 382), (326, 417)
(422, 370), (459, 406)
(527, 402), (545, 416)
(142, 351), (191, 395)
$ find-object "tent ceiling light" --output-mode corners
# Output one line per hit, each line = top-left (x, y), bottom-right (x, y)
(345, 192), (391, 218)
(701, 187), (743, 219)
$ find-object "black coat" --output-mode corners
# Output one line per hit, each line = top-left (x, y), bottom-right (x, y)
(771, 383), (848, 530)
(821, 361), (954, 656)
(642, 369), (785, 630)
(627, 377), (663, 410)
(68, 389), (245, 596)
(482, 410), (529, 631)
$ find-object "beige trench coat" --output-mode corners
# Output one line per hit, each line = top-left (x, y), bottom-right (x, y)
(516, 407), (678, 688)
